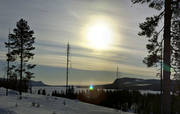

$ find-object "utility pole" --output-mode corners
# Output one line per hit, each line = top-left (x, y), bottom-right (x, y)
(6, 29), (10, 96)
(116, 65), (119, 79)
(66, 42), (70, 95)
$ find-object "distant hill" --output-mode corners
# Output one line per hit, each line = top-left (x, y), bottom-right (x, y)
(95, 77), (180, 91)
(30, 80), (47, 86)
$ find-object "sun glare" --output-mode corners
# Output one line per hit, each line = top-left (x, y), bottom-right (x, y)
(86, 21), (112, 50)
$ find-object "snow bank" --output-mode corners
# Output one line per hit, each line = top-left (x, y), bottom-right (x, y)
(0, 88), (134, 114)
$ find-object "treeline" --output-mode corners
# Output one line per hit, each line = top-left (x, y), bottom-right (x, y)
(0, 78), (30, 93)
(51, 88), (180, 114)
(52, 86), (76, 99)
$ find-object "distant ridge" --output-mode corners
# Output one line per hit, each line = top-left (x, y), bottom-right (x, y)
(95, 77), (180, 91)
(30, 80), (47, 86)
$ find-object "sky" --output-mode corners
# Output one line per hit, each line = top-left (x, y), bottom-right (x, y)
(0, 0), (161, 85)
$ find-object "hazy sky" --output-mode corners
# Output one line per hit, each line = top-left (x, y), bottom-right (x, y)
(0, 0), (161, 85)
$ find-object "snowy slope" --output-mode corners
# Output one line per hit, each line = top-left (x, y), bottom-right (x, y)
(0, 88), (134, 114)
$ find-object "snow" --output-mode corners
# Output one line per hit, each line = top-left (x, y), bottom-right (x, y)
(0, 88), (134, 114)
(139, 90), (160, 94)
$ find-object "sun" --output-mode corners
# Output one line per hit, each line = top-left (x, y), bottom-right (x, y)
(86, 21), (112, 50)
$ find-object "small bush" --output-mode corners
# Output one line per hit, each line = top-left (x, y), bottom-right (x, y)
(32, 102), (36, 107)
(15, 103), (18, 107)
(36, 103), (40, 108)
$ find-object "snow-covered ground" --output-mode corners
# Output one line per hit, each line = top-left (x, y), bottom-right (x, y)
(0, 88), (134, 114)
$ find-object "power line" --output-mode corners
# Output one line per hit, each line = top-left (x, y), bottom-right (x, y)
(116, 65), (119, 79)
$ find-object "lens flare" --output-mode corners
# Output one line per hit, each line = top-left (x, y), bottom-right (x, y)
(89, 85), (94, 91)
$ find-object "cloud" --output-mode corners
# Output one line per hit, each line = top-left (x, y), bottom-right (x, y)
(30, 37), (154, 77)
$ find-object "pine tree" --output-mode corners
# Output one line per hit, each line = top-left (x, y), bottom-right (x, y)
(171, 15), (180, 79)
(131, 0), (180, 113)
(5, 19), (36, 99)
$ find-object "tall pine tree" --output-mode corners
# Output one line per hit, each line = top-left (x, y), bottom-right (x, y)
(132, 0), (180, 113)
(5, 19), (36, 99)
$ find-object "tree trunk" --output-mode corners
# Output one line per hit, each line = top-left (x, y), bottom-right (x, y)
(19, 36), (23, 99)
(162, 0), (172, 113)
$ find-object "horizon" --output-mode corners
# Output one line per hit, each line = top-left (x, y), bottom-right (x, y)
(33, 76), (161, 86)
